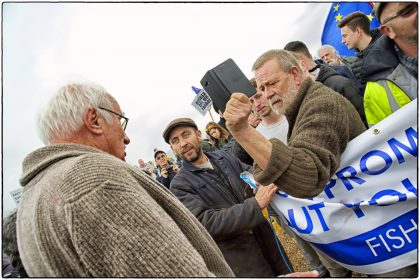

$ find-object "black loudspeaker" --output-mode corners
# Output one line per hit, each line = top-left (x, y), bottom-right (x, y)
(200, 58), (256, 114)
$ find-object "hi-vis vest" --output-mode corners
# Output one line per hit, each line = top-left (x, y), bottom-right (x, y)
(364, 64), (417, 127)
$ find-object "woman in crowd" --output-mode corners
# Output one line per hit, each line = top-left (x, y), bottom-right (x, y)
(205, 122), (231, 150)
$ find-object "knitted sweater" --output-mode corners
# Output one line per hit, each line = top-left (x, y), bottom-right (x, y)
(17, 144), (234, 277)
(253, 78), (366, 198)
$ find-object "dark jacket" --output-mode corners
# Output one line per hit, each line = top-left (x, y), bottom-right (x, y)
(201, 138), (216, 153)
(362, 35), (400, 82)
(351, 28), (383, 90)
(170, 151), (292, 277)
(315, 59), (362, 92)
(316, 64), (367, 127)
(222, 137), (254, 165)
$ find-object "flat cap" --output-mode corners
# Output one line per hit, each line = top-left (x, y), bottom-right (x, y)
(162, 117), (198, 144)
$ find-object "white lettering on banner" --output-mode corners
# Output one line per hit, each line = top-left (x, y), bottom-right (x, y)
(269, 99), (418, 274)
(365, 219), (417, 257)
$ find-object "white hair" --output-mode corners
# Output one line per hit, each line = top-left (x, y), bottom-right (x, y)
(37, 83), (114, 145)
(317, 44), (339, 58)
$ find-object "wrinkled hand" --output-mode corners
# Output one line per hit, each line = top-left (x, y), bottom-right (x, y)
(224, 93), (253, 134)
(248, 113), (262, 128)
(254, 182), (278, 209)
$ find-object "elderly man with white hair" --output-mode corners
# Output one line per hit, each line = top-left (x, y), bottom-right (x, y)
(317, 44), (355, 69)
(16, 83), (234, 277)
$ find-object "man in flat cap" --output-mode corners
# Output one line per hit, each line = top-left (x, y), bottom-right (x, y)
(162, 117), (293, 277)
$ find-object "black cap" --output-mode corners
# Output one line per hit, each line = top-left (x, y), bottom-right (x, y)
(153, 148), (166, 159)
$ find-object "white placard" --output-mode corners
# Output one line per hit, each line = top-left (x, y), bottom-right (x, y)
(10, 188), (23, 205)
(191, 89), (212, 116)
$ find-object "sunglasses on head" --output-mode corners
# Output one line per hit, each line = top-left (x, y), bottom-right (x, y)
(381, 3), (417, 25)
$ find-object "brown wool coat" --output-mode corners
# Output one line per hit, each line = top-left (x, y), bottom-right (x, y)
(254, 78), (366, 198)
(17, 144), (234, 277)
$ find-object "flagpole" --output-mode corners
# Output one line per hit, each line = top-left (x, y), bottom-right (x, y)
(208, 106), (215, 122)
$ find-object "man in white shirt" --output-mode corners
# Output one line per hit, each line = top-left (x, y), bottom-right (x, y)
(249, 84), (289, 144)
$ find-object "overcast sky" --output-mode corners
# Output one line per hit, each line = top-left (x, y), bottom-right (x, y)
(2, 2), (332, 215)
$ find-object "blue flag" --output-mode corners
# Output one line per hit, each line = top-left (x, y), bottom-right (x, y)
(321, 2), (380, 57)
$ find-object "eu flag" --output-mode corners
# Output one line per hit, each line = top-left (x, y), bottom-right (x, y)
(321, 2), (380, 57)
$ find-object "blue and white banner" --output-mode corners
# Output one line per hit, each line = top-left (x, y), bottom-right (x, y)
(270, 100), (417, 274)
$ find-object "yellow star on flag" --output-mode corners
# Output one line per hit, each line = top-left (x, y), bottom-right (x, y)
(333, 3), (340, 12)
(367, 13), (374, 21)
(335, 13), (343, 22)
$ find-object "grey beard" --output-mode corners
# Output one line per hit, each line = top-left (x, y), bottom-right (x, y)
(269, 100), (285, 115)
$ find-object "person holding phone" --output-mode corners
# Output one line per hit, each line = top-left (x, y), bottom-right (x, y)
(154, 149), (179, 188)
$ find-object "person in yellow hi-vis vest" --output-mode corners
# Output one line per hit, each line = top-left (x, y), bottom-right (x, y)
(364, 78), (415, 127)
(363, 3), (417, 128)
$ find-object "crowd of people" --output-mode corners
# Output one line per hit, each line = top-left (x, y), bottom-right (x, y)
(3, 3), (418, 278)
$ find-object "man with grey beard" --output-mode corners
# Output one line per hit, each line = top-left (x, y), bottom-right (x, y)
(223, 49), (366, 198)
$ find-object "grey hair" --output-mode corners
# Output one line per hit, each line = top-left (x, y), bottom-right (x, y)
(252, 49), (303, 75)
(37, 83), (114, 145)
(317, 44), (339, 57)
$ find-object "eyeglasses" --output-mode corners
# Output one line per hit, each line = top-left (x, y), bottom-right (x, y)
(155, 154), (167, 161)
(98, 107), (129, 131)
(381, 3), (417, 25)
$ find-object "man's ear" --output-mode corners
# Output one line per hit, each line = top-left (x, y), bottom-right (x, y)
(196, 129), (202, 140)
(83, 108), (104, 135)
(291, 66), (303, 86)
(300, 58), (308, 72)
(380, 25), (395, 39)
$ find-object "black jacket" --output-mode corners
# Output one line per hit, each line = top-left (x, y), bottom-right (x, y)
(316, 64), (367, 127)
(351, 28), (383, 89)
(170, 151), (292, 277)
(156, 164), (177, 188)
(362, 35), (399, 82)
(222, 137), (254, 165)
